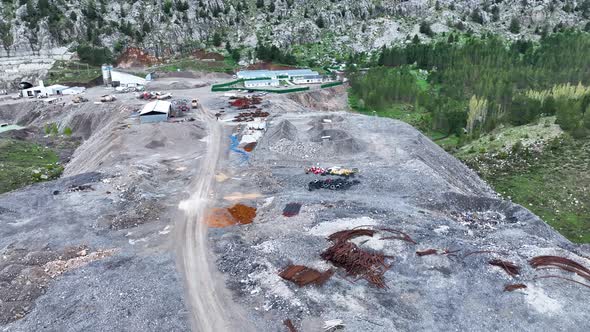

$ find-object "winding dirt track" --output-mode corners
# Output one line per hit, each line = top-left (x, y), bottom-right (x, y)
(176, 109), (253, 332)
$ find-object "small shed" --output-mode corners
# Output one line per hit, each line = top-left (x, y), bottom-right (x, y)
(140, 100), (171, 123)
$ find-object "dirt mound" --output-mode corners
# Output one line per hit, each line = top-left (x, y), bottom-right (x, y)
(310, 129), (365, 154)
(266, 120), (298, 142)
(287, 85), (348, 112)
(116, 47), (159, 68)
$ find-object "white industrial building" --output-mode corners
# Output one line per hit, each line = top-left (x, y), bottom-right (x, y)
(62, 87), (86, 95)
(111, 70), (147, 86)
(237, 69), (319, 80)
(139, 100), (171, 123)
(244, 79), (280, 88)
(292, 75), (326, 85)
(102, 64), (147, 87)
(20, 81), (69, 98)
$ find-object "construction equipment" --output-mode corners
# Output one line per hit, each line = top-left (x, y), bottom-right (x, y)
(72, 96), (88, 103)
(100, 95), (116, 102)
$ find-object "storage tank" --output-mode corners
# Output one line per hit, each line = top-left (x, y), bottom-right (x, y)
(101, 64), (112, 86)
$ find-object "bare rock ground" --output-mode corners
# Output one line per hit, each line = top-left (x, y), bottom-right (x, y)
(210, 107), (590, 331)
(0, 91), (212, 331)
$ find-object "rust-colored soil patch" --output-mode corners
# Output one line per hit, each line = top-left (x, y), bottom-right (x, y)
(207, 204), (257, 227)
(192, 49), (225, 61)
(227, 203), (257, 225)
(206, 208), (237, 228)
(243, 142), (257, 152)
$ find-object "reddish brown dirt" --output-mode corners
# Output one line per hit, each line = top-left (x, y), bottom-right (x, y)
(192, 49), (225, 61)
(227, 204), (257, 225)
(245, 62), (298, 70)
(206, 208), (237, 228)
(116, 47), (159, 68)
(243, 142), (257, 152)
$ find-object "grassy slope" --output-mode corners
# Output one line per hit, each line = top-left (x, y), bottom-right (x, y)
(47, 61), (101, 85)
(456, 118), (589, 243)
(0, 139), (63, 194)
(484, 136), (590, 243)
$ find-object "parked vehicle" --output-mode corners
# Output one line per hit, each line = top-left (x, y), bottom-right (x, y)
(156, 93), (172, 100)
(191, 99), (199, 108)
(100, 95), (116, 102)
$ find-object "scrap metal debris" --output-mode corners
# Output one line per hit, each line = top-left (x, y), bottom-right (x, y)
(328, 228), (376, 242)
(416, 249), (438, 256)
(308, 179), (360, 191)
(283, 319), (297, 332)
(279, 265), (334, 287)
(233, 110), (270, 122)
(504, 283), (527, 292)
(229, 96), (262, 109)
(323, 319), (345, 331)
(320, 228), (404, 288)
(379, 228), (417, 244)
(530, 255), (590, 284)
(305, 166), (358, 177)
(417, 248), (460, 256)
(489, 259), (520, 277)
(282, 203), (302, 217)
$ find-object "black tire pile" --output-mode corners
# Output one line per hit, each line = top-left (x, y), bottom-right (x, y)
(308, 178), (360, 191)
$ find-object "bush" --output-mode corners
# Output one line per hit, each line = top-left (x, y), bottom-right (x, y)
(419, 21), (434, 37)
(63, 127), (72, 136)
(76, 43), (113, 66)
(512, 141), (524, 153)
(509, 17), (521, 34)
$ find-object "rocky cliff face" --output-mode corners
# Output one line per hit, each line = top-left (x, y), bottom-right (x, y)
(0, 0), (589, 59)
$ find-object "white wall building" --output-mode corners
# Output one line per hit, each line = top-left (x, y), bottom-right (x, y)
(110, 70), (147, 87)
(244, 79), (280, 88)
(237, 69), (319, 80)
(292, 75), (326, 85)
(20, 81), (69, 98)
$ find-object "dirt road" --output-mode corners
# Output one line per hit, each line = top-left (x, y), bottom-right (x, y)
(176, 106), (253, 332)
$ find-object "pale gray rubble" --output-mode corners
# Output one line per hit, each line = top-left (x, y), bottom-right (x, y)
(210, 109), (590, 331)
(0, 90), (213, 331)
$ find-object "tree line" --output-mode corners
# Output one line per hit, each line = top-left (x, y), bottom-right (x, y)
(350, 31), (590, 139)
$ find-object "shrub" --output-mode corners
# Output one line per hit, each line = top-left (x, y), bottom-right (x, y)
(509, 17), (521, 34)
(63, 127), (72, 136)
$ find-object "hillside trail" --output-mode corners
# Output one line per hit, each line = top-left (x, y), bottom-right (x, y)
(176, 106), (253, 332)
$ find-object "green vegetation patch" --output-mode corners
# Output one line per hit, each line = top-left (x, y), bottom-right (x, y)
(0, 139), (63, 194)
(462, 135), (590, 243)
(47, 60), (101, 85)
(154, 57), (237, 73)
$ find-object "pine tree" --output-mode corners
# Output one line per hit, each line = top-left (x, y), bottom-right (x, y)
(509, 17), (521, 34)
